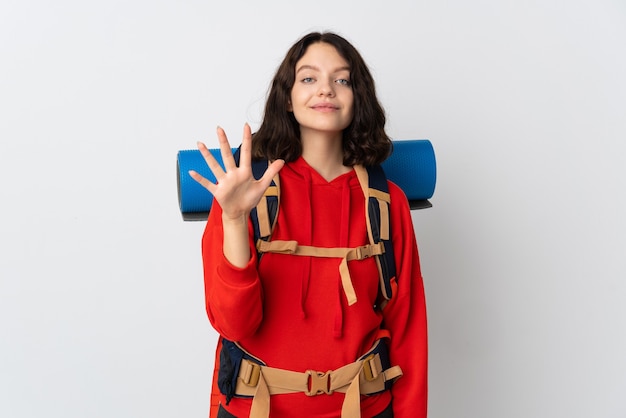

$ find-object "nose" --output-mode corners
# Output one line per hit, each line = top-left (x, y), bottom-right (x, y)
(317, 79), (335, 97)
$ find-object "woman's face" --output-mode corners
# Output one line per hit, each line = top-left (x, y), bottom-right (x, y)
(289, 42), (354, 138)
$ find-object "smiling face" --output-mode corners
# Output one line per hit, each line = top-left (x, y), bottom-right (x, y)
(289, 42), (354, 139)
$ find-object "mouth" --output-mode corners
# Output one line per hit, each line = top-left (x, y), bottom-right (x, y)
(311, 103), (339, 111)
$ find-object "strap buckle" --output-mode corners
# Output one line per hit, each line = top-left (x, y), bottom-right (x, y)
(355, 242), (385, 260)
(241, 361), (261, 387)
(355, 245), (370, 259)
(305, 370), (333, 396)
(361, 354), (379, 382)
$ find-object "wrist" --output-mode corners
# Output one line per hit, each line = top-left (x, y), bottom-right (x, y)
(221, 213), (248, 226)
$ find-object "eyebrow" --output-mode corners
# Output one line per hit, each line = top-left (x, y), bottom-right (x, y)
(295, 64), (351, 74)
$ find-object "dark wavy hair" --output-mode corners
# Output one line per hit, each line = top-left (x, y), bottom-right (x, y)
(252, 32), (392, 166)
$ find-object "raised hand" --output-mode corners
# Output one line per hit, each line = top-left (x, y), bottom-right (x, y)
(189, 124), (285, 222)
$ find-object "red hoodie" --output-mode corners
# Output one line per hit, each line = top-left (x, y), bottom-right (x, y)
(202, 156), (427, 418)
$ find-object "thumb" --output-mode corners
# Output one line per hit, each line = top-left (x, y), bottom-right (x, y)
(259, 159), (285, 187)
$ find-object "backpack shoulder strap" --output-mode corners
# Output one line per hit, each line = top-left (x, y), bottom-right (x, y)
(232, 147), (279, 244)
(354, 165), (397, 305)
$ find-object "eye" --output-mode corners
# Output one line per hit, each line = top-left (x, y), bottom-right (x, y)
(336, 78), (351, 86)
(301, 77), (315, 83)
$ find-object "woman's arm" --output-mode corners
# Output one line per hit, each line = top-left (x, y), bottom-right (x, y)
(201, 200), (264, 341)
(191, 124), (284, 340)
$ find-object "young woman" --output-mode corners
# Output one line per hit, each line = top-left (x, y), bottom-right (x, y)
(190, 32), (427, 418)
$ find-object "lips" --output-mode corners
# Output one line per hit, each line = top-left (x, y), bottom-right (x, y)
(311, 103), (339, 111)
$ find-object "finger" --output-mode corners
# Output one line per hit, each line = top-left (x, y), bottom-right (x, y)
(238, 123), (253, 171)
(197, 141), (225, 179)
(257, 159), (285, 189)
(188, 170), (216, 193)
(217, 126), (237, 171)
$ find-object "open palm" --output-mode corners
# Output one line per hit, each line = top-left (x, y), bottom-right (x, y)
(188, 124), (284, 221)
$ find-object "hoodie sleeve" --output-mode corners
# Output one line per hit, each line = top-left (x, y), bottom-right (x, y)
(201, 200), (264, 341)
(384, 182), (428, 418)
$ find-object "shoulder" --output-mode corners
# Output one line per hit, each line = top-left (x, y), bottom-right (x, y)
(387, 180), (417, 238)
(388, 181), (410, 213)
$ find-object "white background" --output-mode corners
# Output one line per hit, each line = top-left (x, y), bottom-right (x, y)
(1, 1), (625, 417)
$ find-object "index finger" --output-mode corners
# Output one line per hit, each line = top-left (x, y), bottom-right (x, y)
(197, 140), (225, 179)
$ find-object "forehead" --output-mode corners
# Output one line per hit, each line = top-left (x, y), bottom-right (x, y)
(295, 42), (350, 71)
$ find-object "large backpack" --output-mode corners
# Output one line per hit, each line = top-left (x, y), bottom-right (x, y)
(186, 142), (435, 418)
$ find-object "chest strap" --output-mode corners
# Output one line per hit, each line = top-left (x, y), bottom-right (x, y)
(233, 341), (402, 418)
(256, 240), (385, 306)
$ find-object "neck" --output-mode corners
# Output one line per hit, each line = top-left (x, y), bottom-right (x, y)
(300, 130), (351, 182)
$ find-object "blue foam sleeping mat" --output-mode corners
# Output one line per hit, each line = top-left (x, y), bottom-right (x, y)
(177, 139), (436, 221)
